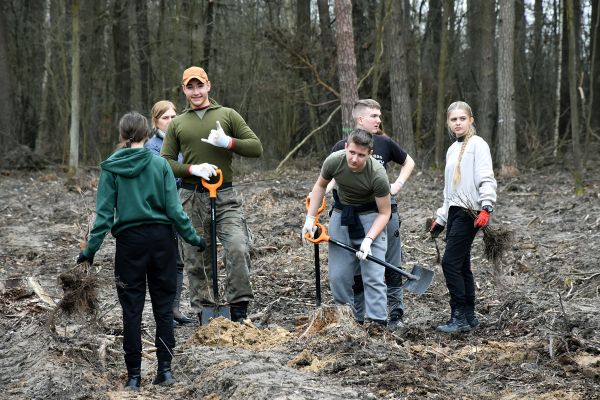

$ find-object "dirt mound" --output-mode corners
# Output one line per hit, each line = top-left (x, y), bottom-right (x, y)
(186, 317), (291, 351)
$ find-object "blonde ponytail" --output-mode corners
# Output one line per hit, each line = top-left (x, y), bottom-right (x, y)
(452, 126), (476, 186)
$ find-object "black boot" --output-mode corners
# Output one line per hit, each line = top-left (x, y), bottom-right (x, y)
(464, 304), (480, 328)
(152, 361), (175, 386)
(124, 367), (141, 390)
(230, 301), (249, 323)
(388, 309), (404, 330)
(436, 307), (472, 333)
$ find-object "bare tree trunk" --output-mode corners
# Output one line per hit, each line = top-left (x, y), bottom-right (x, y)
(202, 0), (215, 69)
(0, 9), (12, 151)
(317, 0), (334, 53)
(370, 0), (388, 100)
(68, 0), (80, 175)
(553, 0), (563, 158)
(434, 0), (450, 168)
(497, 0), (518, 176)
(589, 0), (600, 139)
(135, 0), (152, 112)
(334, 0), (358, 133)
(478, 0), (496, 145)
(35, 0), (52, 156)
(566, 0), (583, 193)
(387, 0), (415, 155)
(113, 0), (131, 117)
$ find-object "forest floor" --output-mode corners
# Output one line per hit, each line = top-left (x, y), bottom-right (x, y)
(1, 156), (600, 399)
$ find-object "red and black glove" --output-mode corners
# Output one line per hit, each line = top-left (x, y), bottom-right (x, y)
(430, 221), (445, 238)
(474, 206), (493, 228)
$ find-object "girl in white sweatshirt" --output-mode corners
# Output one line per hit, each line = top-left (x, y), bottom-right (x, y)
(429, 101), (497, 333)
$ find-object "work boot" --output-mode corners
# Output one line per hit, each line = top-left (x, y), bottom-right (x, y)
(230, 301), (249, 323)
(152, 361), (175, 386)
(464, 304), (480, 328)
(124, 367), (141, 391)
(436, 308), (472, 333)
(173, 309), (196, 325)
(388, 309), (404, 330)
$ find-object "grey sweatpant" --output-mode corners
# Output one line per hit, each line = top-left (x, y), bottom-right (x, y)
(328, 210), (388, 322)
(354, 204), (405, 321)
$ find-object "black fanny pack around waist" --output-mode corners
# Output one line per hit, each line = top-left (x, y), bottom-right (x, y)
(181, 181), (233, 193)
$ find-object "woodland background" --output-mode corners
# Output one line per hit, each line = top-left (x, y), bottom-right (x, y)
(0, 0), (599, 186)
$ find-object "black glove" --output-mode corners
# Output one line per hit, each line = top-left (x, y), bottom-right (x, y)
(196, 236), (207, 252)
(430, 221), (445, 239)
(77, 252), (93, 265)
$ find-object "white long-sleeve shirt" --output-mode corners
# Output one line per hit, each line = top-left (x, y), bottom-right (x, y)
(435, 135), (497, 225)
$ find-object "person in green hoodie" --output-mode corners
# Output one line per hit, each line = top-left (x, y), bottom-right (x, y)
(161, 66), (263, 323)
(77, 111), (206, 391)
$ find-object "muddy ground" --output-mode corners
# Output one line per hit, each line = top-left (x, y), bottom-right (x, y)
(1, 158), (599, 399)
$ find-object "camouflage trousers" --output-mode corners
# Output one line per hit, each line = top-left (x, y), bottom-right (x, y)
(179, 186), (253, 313)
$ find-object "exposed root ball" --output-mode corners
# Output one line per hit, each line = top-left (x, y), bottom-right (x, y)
(483, 225), (514, 263)
(56, 262), (99, 315)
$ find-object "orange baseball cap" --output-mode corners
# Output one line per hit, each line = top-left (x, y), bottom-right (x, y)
(182, 66), (208, 85)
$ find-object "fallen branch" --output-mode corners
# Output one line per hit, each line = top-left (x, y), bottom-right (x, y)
(27, 277), (56, 307)
(276, 105), (341, 172)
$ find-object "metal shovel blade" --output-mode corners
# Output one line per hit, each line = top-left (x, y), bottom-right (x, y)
(401, 264), (435, 295)
(200, 305), (231, 325)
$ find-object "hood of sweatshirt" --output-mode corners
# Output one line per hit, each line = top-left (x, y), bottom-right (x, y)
(100, 148), (153, 178)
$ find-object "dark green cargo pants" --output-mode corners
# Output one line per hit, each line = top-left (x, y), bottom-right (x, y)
(179, 187), (253, 313)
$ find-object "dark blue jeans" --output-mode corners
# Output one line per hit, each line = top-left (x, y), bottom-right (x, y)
(442, 207), (479, 308)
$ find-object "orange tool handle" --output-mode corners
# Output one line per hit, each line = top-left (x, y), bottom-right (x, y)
(305, 196), (326, 225)
(304, 222), (330, 244)
(201, 169), (223, 198)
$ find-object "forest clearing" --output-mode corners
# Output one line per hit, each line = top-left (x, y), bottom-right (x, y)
(1, 157), (599, 399)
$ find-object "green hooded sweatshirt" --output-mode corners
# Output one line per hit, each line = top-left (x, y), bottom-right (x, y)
(83, 147), (201, 258)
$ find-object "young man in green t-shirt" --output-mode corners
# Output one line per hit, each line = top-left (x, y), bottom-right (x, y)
(303, 129), (391, 325)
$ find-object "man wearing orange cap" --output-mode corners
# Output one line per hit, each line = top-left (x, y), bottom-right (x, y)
(161, 66), (263, 323)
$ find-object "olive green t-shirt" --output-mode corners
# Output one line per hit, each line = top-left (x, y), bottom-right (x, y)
(321, 150), (390, 205)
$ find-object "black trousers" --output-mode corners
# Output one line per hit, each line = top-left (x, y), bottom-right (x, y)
(115, 223), (177, 369)
(441, 207), (479, 308)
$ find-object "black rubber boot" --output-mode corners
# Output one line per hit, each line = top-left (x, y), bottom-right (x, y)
(388, 309), (404, 330)
(124, 367), (141, 391)
(464, 304), (480, 328)
(436, 307), (472, 333)
(230, 301), (249, 323)
(152, 361), (175, 386)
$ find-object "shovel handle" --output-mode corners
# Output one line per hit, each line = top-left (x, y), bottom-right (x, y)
(201, 169), (223, 198)
(307, 223), (419, 280)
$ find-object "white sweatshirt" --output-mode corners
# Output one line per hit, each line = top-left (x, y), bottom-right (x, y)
(435, 135), (497, 225)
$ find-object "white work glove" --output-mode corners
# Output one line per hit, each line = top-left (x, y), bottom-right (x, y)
(390, 181), (405, 196)
(201, 121), (232, 149)
(188, 163), (217, 180)
(356, 237), (373, 260)
(302, 215), (317, 244)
